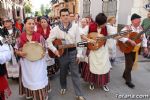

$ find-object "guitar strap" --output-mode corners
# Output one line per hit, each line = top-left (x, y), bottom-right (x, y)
(100, 26), (108, 46)
(126, 25), (141, 70)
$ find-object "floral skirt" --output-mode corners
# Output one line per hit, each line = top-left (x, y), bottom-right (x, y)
(6, 62), (19, 78)
(81, 62), (110, 87)
(47, 64), (59, 77)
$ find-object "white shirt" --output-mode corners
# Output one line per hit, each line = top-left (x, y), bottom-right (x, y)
(119, 25), (147, 47)
(0, 36), (11, 64)
(47, 23), (82, 57)
(106, 23), (117, 35)
(79, 25), (89, 36)
(8, 29), (13, 34)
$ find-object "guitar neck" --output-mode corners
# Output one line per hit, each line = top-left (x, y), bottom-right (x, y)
(58, 44), (76, 49)
(96, 32), (127, 41)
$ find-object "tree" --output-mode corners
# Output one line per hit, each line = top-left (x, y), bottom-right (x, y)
(35, 11), (42, 16)
(40, 4), (45, 15)
(45, 9), (51, 15)
(24, 0), (32, 15)
(24, 4), (31, 13)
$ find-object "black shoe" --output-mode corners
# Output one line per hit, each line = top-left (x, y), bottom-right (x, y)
(125, 82), (135, 88)
(146, 55), (150, 59)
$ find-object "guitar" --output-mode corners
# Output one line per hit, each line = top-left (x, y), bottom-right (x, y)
(48, 39), (87, 58)
(117, 26), (150, 53)
(87, 30), (130, 50)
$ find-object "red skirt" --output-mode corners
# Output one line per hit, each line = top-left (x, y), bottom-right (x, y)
(81, 62), (110, 87)
(0, 76), (11, 100)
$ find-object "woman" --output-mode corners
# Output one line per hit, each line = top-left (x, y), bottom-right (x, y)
(81, 13), (111, 92)
(79, 18), (89, 74)
(38, 17), (51, 40)
(38, 16), (59, 77)
(2, 17), (20, 79)
(15, 17), (24, 33)
(15, 17), (50, 100)
(79, 18), (89, 58)
(106, 16), (117, 64)
(0, 36), (11, 100)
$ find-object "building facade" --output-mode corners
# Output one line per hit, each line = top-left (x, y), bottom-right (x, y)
(118, 0), (149, 25)
(52, 0), (79, 17)
(79, 0), (117, 19)
(78, 0), (149, 25)
(0, 0), (25, 20)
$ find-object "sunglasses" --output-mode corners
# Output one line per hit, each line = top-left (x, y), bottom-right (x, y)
(3, 20), (11, 22)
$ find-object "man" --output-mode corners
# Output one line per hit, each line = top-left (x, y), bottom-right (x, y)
(47, 8), (85, 100)
(120, 13), (148, 88)
(142, 11), (150, 58)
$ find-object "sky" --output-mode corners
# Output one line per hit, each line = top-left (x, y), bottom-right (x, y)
(31, 0), (51, 11)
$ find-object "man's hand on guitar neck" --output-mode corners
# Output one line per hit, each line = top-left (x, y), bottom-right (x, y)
(54, 50), (60, 57)
(127, 39), (136, 46)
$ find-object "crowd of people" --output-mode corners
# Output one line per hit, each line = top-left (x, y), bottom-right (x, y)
(0, 8), (150, 100)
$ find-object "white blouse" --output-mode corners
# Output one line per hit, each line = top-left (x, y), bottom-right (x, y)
(0, 43), (11, 64)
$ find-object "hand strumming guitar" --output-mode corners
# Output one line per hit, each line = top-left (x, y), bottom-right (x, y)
(54, 50), (60, 57)
(127, 39), (136, 46)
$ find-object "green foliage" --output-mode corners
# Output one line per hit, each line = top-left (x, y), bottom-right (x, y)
(24, 4), (31, 13)
(35, 11), (42, 16)
(39, 4), (51, 16)
(40, 4), (45, 15)
(24, 0), (32, 14)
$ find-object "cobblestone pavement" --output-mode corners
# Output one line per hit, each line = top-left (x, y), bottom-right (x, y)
(8, 49), (150, 100)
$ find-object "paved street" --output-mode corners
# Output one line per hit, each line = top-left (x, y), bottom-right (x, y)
(8, 49), (150, 100)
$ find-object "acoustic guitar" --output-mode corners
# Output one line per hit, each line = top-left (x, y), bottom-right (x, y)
(117, 26), (150, 53)
(87, 31), (130, 50)
(48, 39), (87, 58)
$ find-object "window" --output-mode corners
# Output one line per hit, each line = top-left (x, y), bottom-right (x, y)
(83, 0), (90, 17)
(102, 0), (117, 17)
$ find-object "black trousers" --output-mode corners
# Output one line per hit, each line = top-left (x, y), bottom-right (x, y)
(123, 52), (136, 82)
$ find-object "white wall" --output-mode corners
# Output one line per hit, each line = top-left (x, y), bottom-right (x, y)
(90, 0), (102, 20)
(118, 0), (133, 25)
(131, 0), (149, 22)
(118, 0), (149, 25)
